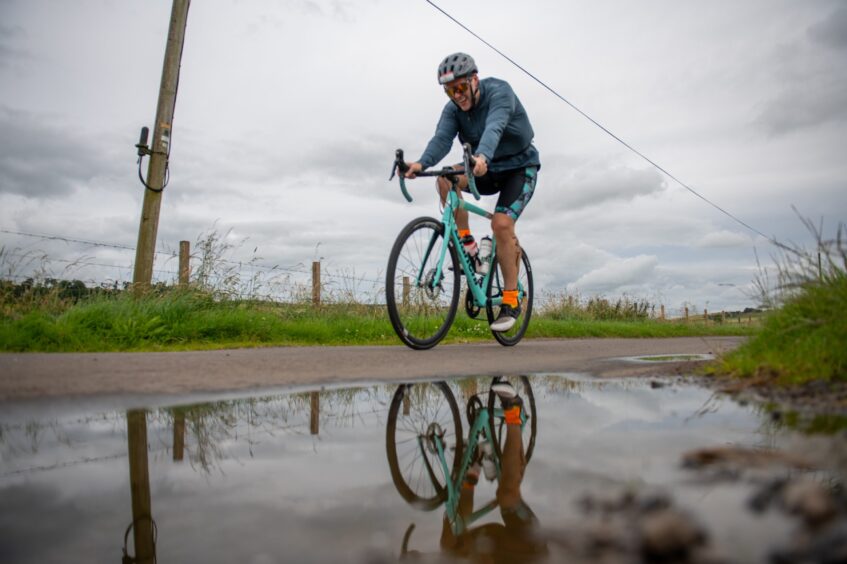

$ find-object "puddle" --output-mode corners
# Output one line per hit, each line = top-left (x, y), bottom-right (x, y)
(0, 375), (844, 563)
(624, 353), (715, 363)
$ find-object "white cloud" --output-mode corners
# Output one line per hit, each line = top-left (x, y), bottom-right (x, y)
(568, 255), (659, 294)
(696, 230), (752, 248)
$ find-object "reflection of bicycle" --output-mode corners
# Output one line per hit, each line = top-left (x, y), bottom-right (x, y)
(386, 144), (534, 349)
(385, 376), (537, 537)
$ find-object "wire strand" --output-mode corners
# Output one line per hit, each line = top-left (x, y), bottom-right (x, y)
(424, 0), (776, 244)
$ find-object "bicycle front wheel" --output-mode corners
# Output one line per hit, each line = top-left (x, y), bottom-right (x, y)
(386, 382), (464, 510)
(486, 247), (534, 346)
(386, 217), (460, 350)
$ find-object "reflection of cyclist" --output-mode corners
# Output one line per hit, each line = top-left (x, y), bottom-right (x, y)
(404, 52), (541, 332)
(439, 381), (547, 562)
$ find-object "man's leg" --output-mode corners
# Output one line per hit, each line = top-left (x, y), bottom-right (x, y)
(437, 171), (470, 233)
(492, 381), (539, 529)
(491, 212), (520, 292)
(496, 421), (526, 509)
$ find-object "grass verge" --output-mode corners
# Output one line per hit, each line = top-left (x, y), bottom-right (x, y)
(0, 289), (753, 352)
(715, 218), (846, 384)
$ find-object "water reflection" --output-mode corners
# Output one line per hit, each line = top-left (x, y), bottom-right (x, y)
(388, 377), (548, 561)
(126, 410), (155, 564)
(0, 375), (843, 563)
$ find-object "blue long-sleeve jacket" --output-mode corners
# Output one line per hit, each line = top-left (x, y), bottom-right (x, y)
(418, 77), (540, 173)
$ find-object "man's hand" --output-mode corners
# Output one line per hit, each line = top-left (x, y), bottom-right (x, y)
(472, 154), (488, 177)
(404, 162), (423, 179)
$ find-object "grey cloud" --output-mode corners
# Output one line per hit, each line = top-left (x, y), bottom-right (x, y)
(807, 5), (847, 50)
(754, 7), (847, 135)
(0, 24), (26, 68)
(0, 106), (121, 199)
(541, 159), (666, 210)
(754, 78), (847, 135)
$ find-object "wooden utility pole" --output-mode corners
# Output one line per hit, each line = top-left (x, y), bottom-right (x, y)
(133, 0), (191, 292)
(127, 410), (155, 563)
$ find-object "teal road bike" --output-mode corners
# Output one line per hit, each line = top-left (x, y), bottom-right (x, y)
(385, 376), (538, 539)
(386, 144), (534, 349)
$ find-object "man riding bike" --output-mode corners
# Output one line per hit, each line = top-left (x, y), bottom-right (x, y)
(404, 52), (540, 332)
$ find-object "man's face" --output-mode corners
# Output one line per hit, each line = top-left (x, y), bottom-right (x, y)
(443, 75), (478, 111)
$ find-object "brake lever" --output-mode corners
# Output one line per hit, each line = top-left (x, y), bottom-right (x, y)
(462, 143), (481, 200)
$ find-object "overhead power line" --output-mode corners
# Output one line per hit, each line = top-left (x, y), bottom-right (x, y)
(424, 0), (775, 244)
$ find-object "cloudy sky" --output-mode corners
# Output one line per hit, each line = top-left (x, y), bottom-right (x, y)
(1, 0), (845, 314)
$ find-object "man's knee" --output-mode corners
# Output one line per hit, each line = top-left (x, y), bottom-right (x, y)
(436, 177), (450, 199)
(491, 213), (515, 238)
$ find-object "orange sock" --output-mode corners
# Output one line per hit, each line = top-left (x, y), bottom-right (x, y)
(502, 290), (519, 308)
(458, 229), (472, 239)
(504, 406), (522, 425)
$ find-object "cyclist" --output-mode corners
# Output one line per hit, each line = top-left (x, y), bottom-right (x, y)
(404, 52), (541, 332)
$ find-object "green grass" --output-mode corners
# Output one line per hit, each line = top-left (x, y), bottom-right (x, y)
(0, 288), (754, 352)
(717, 273), (847, 383)
(716, 219), (847, 384)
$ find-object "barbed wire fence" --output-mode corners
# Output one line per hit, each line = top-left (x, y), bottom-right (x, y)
(1, 228), (758, 320)
(0, 228), (387, 305)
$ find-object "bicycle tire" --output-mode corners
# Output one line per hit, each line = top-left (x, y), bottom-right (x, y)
(486, 248), (533, 346)
(487, 376), (537, 464)
(386, 382), (464, 510)
(386, 217), (461, 350)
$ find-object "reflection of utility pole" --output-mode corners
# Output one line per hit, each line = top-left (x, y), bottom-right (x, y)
(173, 409), (186, 462)
(310, 392), (320, 435)
(127, 410), (156, 563)
(132, 0), (191, 291)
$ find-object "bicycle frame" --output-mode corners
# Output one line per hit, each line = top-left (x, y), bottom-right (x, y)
(433, 187), (503, 310)
(396, 166), (524, 310)
(428, 403), (529, 536)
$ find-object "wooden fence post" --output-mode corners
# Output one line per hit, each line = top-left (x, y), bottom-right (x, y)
(310, 392), (320, 435)
(684, 306), (689, 322)
(178, 240), (190, 287)
(704, 309), (708, 325)
(660, 305), (665, 320)
(403, 276), (410, 306)
(312, 261), (321, 306)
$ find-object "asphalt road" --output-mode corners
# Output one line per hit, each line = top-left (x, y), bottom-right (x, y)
(0, 337), (745, 401)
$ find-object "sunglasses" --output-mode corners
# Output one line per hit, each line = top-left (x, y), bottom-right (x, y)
(443, 79), (472, 98)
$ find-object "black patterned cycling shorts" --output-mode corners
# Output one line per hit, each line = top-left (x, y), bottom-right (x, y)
(467, 166), (538, 221)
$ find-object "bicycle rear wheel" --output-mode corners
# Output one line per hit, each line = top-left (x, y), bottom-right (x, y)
(386, 382), (464, 510)
(487, 376), (537, 464)
(386, 217), (460, 350)
(486, 248), (533, 346)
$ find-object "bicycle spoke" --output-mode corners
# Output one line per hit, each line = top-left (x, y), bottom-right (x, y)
(386, 382), (463, 509)
(387, 219), (460, 349)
